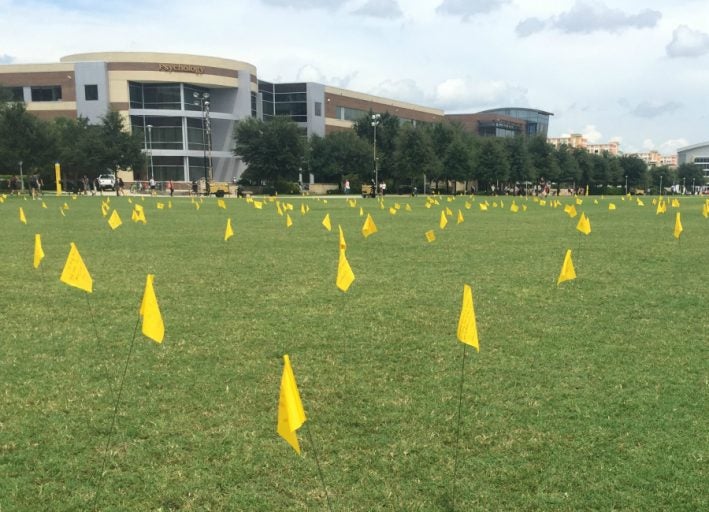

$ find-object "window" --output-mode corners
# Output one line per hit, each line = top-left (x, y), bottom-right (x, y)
(336, 106), (368, 122)
(314, 101), (322, 117)
(129, 82), (181, 110)
(8, 87), (24, 102)
(84, 84), (98, 101)
(30, 86), (62, 102)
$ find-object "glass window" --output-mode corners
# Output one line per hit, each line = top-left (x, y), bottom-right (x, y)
(30, 86), (62, 102)
(130, 82), (181, 110)
(274, 83), (306, 94)
(150, 156), (185, 182)
(9, 87), (24, 102)
(184, 84), (210, 111)
(189, 157), (210, 181)
(251, 91), (257, 117)
(275, 101), (307, 118)
(129, 82), (143, 109)
(335, 106), (368, 122)
(132, 116), (184, 150)
(314, 101), (322, 117)
(187, 117), (207, 151)
(84, 84), (98, 101)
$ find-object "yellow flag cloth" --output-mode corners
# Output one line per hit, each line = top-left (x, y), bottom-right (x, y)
(140, 274), (164, 343)
(522, 204), (528, 211)
(557, 249), (576, 285)
(277, 355), (306, 454)
(457, 210), (464, 224)
(33, 234), (44, 269)
(254, 201), (263, 209)
(465, 202), (472, 209)
(300, 203), (306, 215)
(608, 203), (616, 211)
(359, 207), (364, 217)
(60, 208), (66, 217)
(479, 203), (488, 211)
(425, 229), (436, 243)
(671, 198), (680, 208)
(218, 199), (226, 209)
(440, 210), (448, 229)
(576, 198), (583, 206)
(510, 202), (519, 213)
(338, 224), (347, 251)
(322, 213), (332, 232)
(60, 243), (93, 293)
(636, 198), (645, 206)
(576, 212), (591, 235)
(168, 200), (172, 209)
(42, 201), (47, 209)
(445, 207), (452, 216)
(703, 203), (709, 219)
(457, 284), (479, 351)
(63, 202), (70, 210)
(564, 204), (577, 218)
(224, 218), (234, 241)
(108, 209), (122, 230)
(673, 212), (683, 239)
(195, 202), (201, 210)
(362, 213), (378, 238)
(19, 207), (27, 224)
(286, 213), (293, 228)
(131, 209), (138, 222)
(405, 203), (412, 212)
(157, 202), (165, 210)
(277, 202), (284, 216)
(101, 202), (109, 217)
(389, 206), (397, 215)
(336, 248), (355, 292)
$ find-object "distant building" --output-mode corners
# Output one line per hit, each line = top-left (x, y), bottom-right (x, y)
(547, 134), (620, 156)
(631, 150), (678, 169)
(446, 107), (553, 138)
(677, 142), (709, 180)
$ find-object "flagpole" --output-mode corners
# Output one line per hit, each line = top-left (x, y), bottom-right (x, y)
(304, 423), (335, 512)
(451, 342), (468, 505)
(85, 294), (115, 401)
(91, 318), (140, 511)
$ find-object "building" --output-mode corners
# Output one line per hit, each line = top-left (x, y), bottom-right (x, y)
(547, 134), (620, 156)
(1, 52), (551, 183)
(678, 142), (709, 181)
(445, 107), (553, 138)
(631, 150), (678, 169)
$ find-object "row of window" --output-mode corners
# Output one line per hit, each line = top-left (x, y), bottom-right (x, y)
(129, 82), (210, 111)
(130, 115), (212, 151)
(3, 84), (99, 102)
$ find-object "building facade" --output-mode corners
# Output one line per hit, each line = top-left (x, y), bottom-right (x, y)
(1, 52), (552, 183)
(678, 142), (709, 180)
(631, 150), (678, 169)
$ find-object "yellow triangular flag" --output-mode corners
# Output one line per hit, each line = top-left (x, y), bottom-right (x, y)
(636, 198), (645, 207)
(254, 200), (263, 209)
(445, 207), (453, 216)
(608, 203), (616, 211)
(60, 243), (93, 293)
(479, 203), (488, 211)
(457, 284), (479, 351)
(322, 213), (332, 232)
(362, 213), (378, 238)
(338, 224), (347, 251)
(557, 249), (576, 285)
(19, 207), (27, 224)
(389, 206), (397, 215)
(276, 202), (284, 216)
(457, 210), (464, 224)
(63, 202), (69, 210)
(41, 201), (47, 209)
(439, 210), (448, 229)
(359, 207), (364, 217)
(405, 203), (412, 212)
(673, 212), (683, 239)
(425, 229), (436, 243)
(576, 212), (591, 235)
(59, 208), (66, 217)
(564, 204), (577, 218)
(286, 213), (293, 228)
(300, 203), (306, 215)
(336, 248), (355, 292)
(101, 202), (109, 217)
(139, 274), (164, 343)
(33, 234), (45, 269)
(277, 354), (306, 454)
(217, 198), (226, 210)
(157, 202), (165, 210)
(510, 202), (519, 213)
(703, 203), (709, 219)
(108, 209), (122, 230)
(225, 217), (234, 241)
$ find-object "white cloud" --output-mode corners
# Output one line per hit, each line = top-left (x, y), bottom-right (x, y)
(582, 125), (603, 143)
(433, 77), (527, 111)
(659, 138), (688, 153)
(261, 0), (347, 9)
(666, 25), (709, 57)
(352, 0), (403, 19)
(435, 0), (510, 21)
(517, 1), (661, 37)
(371, 79), (426, 104)
(295, 64), (357, 88)
(0, 54), (14, 64)
(642, 138), (655, 150)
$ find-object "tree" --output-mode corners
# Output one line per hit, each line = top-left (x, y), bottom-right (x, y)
(309, 130), (371, 184)
(235, 116), (304, 185)
(676, 163), (706, 193)
(618, 155), (647, 192)
(475, 138), (510, 192)
(442, 135), (474, 192)
(0, 102), (55, 177)
(556, 145), (580, 189)
(506, 136), (534, 186)
(392, 124), (436, 189)
(353, 110), (400, 182)
(528, 136), (559, 185)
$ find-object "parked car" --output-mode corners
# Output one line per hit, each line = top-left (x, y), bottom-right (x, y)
(97, 174), (116, 190)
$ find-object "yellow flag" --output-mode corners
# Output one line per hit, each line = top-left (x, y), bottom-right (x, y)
(225, 217), (234, 241)
(439, 210), (448, 229)
(389, 206), (397, 215)
(362, 213), (378, 238)
(457, 210), (464, 224)
(671, 198), (680, 208)
(157, 202), (165, 210)
(168, 200), (172, 209)
(217, 199), (226, 209)
(608, 203), (616, 211)
(33, 234), (45, 269)
(359, 207), (364, 217)
(322, 213), (332, 232)
(63, 202), (69, 210)
(60, 243), (93, 293)
(338, 224), (347, 251)
(18, 206), (29, 224)
(139, 274), (164, 343)
(456, 284), (479, 351)
(557, 249), (576, 285)
(108, 209), (122, 230)
(59, 207), (66, 217)
(445, 207), (453, 216)
(277, 354), (306, 454)
(254, 200), (263, 209)
(336, 248), (355, 292)
(576, 197), (583, 206)
(425, 229), (436, 243)
(564, 204), (577, 218)
(195, 202), (201, 210)
(276, 202), (284, 216)
(300, 203), (306, 215)
(465, 202), (472, 209)
(405, 203), (412, 212)
(101, 202), (109, 217)
(510, 202), (519, 213)
(42, 201), (47, 209)
(286, 213), (293, 228)
(576, 212), (591, 235)
(673, 212), (683, 239)
(703, 203), (709, 219)
(636, 198), (645, 207)
(479, 203), (488, 211)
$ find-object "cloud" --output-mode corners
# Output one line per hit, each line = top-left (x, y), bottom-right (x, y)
(352, 0), (402, 19)
(0, 54), (15, 64)
(631, 101), (682, 118)
(435, 0), (510, 21)
(433, 77), (527, 111)
(659, 138), (688, 153)
(295, 64), (358, 88)
(261, 0), (346, 9)
(666, 25), (709, 57)
(371, 79), (426, 105)
(517, 1), (661, 37)
(582, 124), (603, 143)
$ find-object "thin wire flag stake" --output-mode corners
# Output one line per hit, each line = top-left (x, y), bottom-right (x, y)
(305, 423), (335, 512)
(451, 284), (480, 508)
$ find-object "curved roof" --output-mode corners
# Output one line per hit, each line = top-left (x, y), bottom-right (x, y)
(60, 52), (257, 74)
(477, 107), (554, 116)
(677, 141), (709, 153)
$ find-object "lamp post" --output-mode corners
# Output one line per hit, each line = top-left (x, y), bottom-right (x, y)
(692, 177), (695, 195)
(371, 113), (381, 195)
(682, 177), (686, 195)
(659, 175), (663, 197)
(146, 124), (154, 181)
(193, 92), (212, 194)
(625, 175), (628, 195)
(18, 160), (24, 194)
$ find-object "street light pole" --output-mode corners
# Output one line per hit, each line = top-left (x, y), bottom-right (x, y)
(625, 175), (628, 195)
(18, 160), (24, 194)
(682, 177), (686, 195)
(659, 175), (663, 197)
(147, 124), (154, 181)
(371, 113), (381, 196)
(193, 92), (211, 195)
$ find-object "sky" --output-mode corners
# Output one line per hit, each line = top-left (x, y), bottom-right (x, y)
(1, 0), (709, 154)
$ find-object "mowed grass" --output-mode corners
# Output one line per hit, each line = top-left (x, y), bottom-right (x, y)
(0, 192), (707, 511)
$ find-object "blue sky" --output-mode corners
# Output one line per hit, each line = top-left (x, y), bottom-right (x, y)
(2, 0), (709, 153)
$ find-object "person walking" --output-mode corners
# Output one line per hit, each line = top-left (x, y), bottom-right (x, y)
(168, 179), (174, 197)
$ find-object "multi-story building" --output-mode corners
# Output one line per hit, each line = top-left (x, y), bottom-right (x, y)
(1, 51), (551, 183)
(678, 142), (709, 181)
(547, 134), (621, 156)
(631, 150), (678, 169)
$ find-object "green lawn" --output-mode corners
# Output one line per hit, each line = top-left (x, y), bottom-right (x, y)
(1, 192), (707, 511)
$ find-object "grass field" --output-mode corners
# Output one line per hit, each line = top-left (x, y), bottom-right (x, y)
(1, 192), (707, 511)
